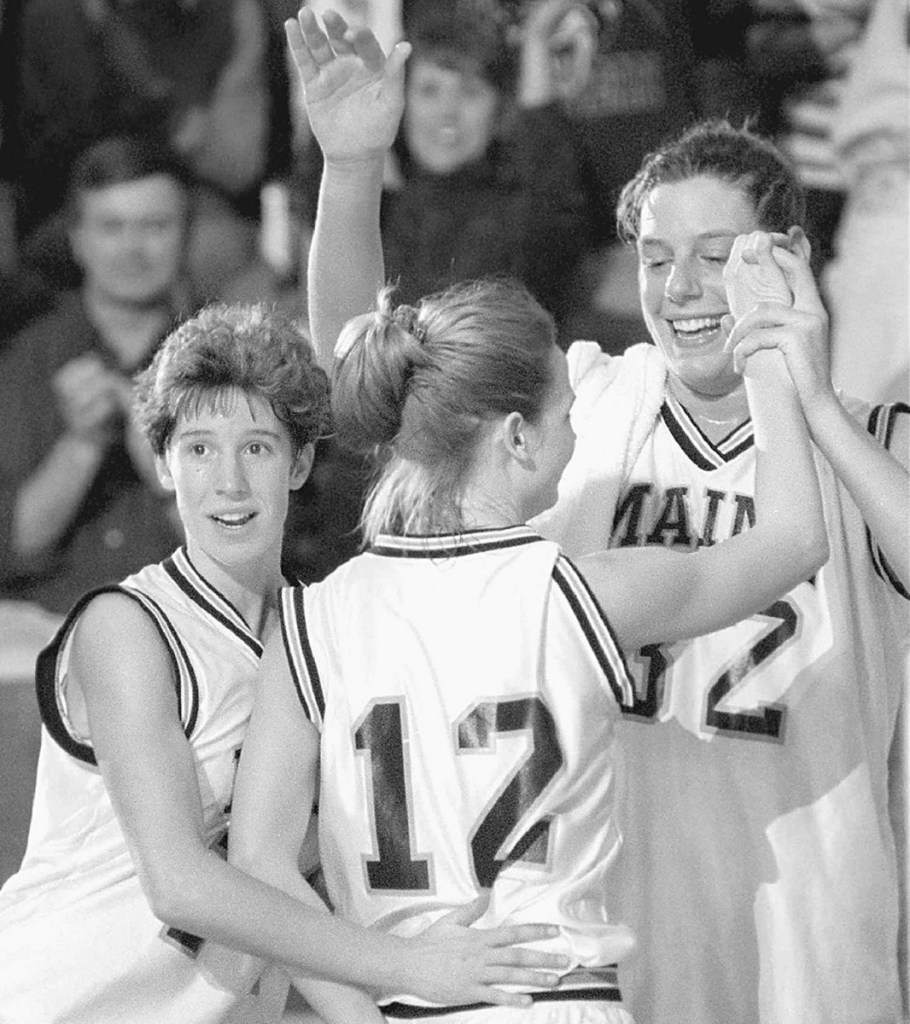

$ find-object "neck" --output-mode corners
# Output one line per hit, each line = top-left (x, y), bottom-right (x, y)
(188, 545), (286, 640)
(458, 481), (524, 532)
(84, 287), (172, 369)
(667, 373), (750, 426)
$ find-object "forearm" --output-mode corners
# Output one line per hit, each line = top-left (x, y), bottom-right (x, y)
(307, 155), (386, 371)
(13, 434), (105, 555)
(153, 845), (411, 994)
(745, 349), (827, 573)
(294, 978), (385, 1022)
(805, 392), (909, 585)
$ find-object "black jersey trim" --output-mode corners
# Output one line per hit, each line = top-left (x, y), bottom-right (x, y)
(866, 402), (910, 600)
(280, 586), (326, 724)
(35, 585), (196, 766)
(163, 549), (262, 657)
(552, 557), (634, 708)
(661, 396), (754, 471)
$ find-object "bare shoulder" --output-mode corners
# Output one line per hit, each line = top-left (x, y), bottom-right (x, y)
(71, 590), (172, 680)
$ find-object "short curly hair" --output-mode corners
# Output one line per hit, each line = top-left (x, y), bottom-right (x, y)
(616, 120), (806, 244)
(134, 302), (331, 457)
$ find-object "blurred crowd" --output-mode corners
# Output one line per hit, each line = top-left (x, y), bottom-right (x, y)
(0, 0), (906, 611)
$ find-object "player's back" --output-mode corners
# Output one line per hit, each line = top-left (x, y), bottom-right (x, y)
(282, 525), (636, 981)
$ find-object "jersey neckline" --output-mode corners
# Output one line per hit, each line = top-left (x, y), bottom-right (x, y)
(369, 524), (546, 559)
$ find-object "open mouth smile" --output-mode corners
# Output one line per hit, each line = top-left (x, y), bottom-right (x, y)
(211, 512), (257, 528)
(670, 316), (723, 343)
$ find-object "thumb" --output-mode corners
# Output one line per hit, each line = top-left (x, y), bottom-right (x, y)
(387, 40), (412, 80)
(771, 246), (825, 319)
(436, 894), (490, 928)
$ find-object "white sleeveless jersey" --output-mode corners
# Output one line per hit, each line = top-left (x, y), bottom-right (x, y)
(281, 526), (636, 1011)
(602, 390), (909, 1024)
(0, 549), (260, 1024)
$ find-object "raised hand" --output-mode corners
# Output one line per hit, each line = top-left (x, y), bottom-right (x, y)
(285, 7), (410, 162)
(724, 241), (833, 416)
(402, 897), (569, 1009)
(724, 230), (793, 321)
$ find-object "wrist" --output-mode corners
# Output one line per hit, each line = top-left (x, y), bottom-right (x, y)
(60, 430), (108, 462)
(802, 385), (842, 437)
(322, 152), (387, 179)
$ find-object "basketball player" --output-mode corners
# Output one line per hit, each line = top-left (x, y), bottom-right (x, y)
(223, 12), (828, 1021)
(0, 303), (572, 1024)
(579, 127), (909, 1024)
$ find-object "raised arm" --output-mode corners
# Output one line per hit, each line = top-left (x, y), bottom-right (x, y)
(728, 242), (910, 590)
(286, 8), (409, 371)
(579, 236), (829, 650)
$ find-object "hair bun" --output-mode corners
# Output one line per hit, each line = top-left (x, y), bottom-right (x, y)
(391, 304), (427, 346)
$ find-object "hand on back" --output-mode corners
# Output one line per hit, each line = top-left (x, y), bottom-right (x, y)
(285, 7), (411, 163)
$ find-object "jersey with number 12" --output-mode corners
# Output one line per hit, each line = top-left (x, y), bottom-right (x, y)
(281, 526), (637, 1008)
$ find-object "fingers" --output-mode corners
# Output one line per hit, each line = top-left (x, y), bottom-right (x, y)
(295, 7), (337, 66)
(386, 39), (412, 79)
(321, 9), (355, 53)
(491, 945), (570, 970)
(348, 25), (387, 69)
(436, 895), (489, 928)
(729, 329), (792, 374)
(724, 302), (809, 351)
(481, 921), (561, 947)
(725, 232), (793, 318)
(284, 18), (313, 80)
(769, 246), (827, 319)
(737, 231), (790, 264)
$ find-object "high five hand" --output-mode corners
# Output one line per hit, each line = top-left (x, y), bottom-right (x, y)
(285, 7), (411, 162)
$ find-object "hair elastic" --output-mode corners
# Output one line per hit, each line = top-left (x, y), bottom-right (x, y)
(391, 304), (428, 346)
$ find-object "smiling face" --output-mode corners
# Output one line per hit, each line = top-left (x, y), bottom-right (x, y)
(404, 58), (500, 175)
(157, 389), (310, 582)
(637, 175), (762, 399)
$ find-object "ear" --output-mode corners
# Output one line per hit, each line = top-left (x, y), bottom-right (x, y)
(67, 223), (86, 270)
(289, 442), (315, 491)
(501, 411), (534, 465)
(786, 225), (812, 263)
(155, 453), (176, 492)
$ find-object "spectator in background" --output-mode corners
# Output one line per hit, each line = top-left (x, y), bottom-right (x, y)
(822, 0), (909, 405)
(14, 0), (292, 303)
(744, 0), (868, 274)
(549, 0), (758, 352)
(0, 136), (190, 615)
(0, 0), (53, 350)
(296, 0), (596, 342)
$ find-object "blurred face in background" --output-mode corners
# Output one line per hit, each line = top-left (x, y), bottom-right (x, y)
(70, 174), (188, 308)
(404, 57), (500, 175)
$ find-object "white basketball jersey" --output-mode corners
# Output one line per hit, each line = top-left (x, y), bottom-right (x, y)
(281, 526), (635, 1011)
(0, 549), (260, 1024)
(606, 391), (909, 1024)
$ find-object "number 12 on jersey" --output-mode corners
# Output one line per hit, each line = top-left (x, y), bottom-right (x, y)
(354, 696), (565, 891)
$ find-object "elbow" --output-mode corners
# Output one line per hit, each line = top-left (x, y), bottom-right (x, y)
(794, 527), (830, 581)
(141, 868), (191, 926)
(139, 856), (210, 929)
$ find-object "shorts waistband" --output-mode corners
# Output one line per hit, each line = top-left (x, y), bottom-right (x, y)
(380, 966), (621, 1018)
